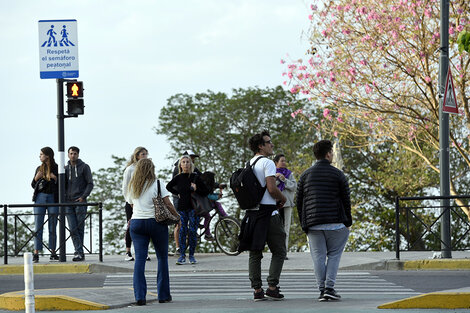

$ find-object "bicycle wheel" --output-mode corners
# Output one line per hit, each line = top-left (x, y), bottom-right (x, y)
(214, 216), (241, 256)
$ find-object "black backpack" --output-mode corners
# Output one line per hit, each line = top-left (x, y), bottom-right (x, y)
(230, 156), (266, 210)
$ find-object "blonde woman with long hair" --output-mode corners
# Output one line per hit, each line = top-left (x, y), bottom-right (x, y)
(31, 147), (59, 263)
(128, 158), (176, 305)
(166, 155), (209, 265)
(122, 146), (148, 261)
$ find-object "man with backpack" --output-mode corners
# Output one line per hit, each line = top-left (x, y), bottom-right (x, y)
(236, 130), (287, 301)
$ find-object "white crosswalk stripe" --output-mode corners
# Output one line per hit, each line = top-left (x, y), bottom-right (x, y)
(104, 272), (420, 296)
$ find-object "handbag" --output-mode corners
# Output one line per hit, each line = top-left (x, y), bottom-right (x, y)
(191, 192), (213, 216)
(153, 180), (180, 225)
(32, 178), (47, 201)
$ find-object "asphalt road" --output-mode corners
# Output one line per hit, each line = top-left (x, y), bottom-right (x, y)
(1, 270), (469, 313)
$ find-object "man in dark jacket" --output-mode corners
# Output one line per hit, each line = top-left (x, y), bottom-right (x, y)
(296, 140), (352, 302)
(65, 146), (94, 262)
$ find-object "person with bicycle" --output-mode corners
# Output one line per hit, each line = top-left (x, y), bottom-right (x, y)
(166, 155), (209, 265)
(198, 171), (228, 241)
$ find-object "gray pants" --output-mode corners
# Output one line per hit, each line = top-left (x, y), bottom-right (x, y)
(249, 214), (287, 289)
(308, 227), (349, 291)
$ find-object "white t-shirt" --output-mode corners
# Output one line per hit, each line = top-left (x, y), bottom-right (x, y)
(121, 164), (135, 203)
(129, 180), (169, 219)
(250, 155), (276, 205)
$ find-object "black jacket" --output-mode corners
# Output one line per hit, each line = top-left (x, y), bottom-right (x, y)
(296, 159), (352, 232)
(166, 173), (209, 211)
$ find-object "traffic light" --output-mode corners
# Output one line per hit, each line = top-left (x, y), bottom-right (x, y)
(66, 81), (84, 116)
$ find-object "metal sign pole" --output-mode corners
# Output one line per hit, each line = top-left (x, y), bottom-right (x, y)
(438, 0), (452, 258)
(57, 79), (67, 262)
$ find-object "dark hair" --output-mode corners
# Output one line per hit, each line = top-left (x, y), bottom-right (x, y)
(273, 154), (285, 164)
(68, 146), (80, 154)
(249, 130), (271, 154)
(313, 140), (333, 160)
(41, 146), (55, 159)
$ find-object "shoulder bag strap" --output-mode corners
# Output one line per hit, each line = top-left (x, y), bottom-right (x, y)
(157, 180), (162, 197)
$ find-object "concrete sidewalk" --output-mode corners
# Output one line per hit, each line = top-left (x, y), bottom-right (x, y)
(1, 251), (470, 310)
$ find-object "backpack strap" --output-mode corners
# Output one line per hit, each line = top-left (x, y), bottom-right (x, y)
(246, 155), (266, 168)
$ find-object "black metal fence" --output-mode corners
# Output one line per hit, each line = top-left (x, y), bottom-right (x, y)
(395, 195), (470, 259)
(2, 202), (103, 264)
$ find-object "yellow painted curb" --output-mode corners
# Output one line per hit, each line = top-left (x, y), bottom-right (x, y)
(378, 292), (470, 309)
(0, 292), (108, 311)
(403, 259), (470, 270)
(0, 264), (90, 275)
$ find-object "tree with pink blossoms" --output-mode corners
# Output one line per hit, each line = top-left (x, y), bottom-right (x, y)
(283, 0), (470, 221)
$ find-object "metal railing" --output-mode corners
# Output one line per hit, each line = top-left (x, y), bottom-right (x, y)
(395, 195), (470, 259)
(2, 202), (103, 264)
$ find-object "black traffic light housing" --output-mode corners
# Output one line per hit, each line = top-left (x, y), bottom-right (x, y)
(66, 81), (84, 116)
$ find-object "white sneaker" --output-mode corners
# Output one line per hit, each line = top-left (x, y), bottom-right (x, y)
(124, 252), (134, 261)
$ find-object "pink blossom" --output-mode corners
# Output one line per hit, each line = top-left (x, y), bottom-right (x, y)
(280, 59), (286, 64)
(311, 4), (317, 10)
(360, 59), (368, 66)
(457, 25), (464, 32)
(369, 122), (374, 129)
(342, 29), (351, 35)
(287, 72), (293, 79)
(321, 30), (328, 37)
(365, 84), (372, 94)
(377, 116), (384, 122)
(334, 131), (338, 137)
(323, 108), (330, 118)
(457, 8), (464, 14)
(337, 117), (344, 123)
(425, 8), (432, 17)
(308, 15), (313, 20)
(308, 80), (316, 88)
(361, 34), (371, 42)
(283, 81), (287, 85)
(449, 27), (454, 35)
(425, 76), (431, 83)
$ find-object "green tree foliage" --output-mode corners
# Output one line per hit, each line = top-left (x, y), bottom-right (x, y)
(88, 155), (127, 254)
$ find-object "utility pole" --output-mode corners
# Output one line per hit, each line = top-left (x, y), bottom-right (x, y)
(438, 0), (452, 258)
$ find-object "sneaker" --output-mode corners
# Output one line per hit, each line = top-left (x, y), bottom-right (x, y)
(189, 256), (197, 264)
(324, 288), (341, 300)
(73, 254), (85, 262)
(204, 234), (215, 241)
(318, 290), (328, 302)
(146, 255), (151, 261)
(136, 299), (146, 306)
(124, 252), (134, 261)
(176, 256), (186, 265)
(265, 286), (284, 300)
(253, 288), (267, 302)
(49, 254), (59, 261)
(158, 295), (172, 303)
(32, 253), (39, 263)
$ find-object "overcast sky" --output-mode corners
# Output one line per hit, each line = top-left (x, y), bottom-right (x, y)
(0, 0), (310, 204)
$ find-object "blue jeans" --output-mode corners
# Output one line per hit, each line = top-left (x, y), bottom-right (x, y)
(130, 219), (170, 302)
(178, 209), (199, 257)
(33, 193), (58, 252)
(308, 227), (349, 291)
(65, 205), (87, 255)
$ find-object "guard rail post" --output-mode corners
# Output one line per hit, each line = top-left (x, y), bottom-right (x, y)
(99, 202), (103, 262)
(395, 196), (400, 260)
(3, 204), (7, 264)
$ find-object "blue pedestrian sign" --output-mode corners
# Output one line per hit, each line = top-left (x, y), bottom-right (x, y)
(38, 19), (79, 79)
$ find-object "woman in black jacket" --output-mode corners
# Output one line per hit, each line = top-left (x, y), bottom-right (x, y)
(166, 155), (209, 265)
(31, 147), (59, 263)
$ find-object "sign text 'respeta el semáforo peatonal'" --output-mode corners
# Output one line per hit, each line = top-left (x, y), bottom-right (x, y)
(38, 19), (79, 79)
